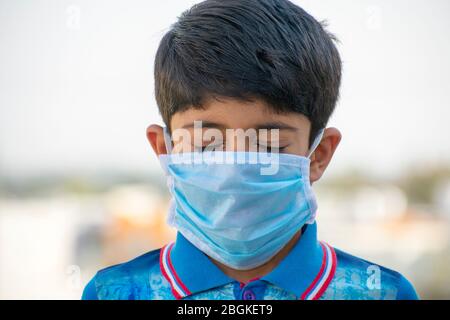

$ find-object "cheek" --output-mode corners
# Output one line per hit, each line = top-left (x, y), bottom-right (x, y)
(171, 134), (194, 153)
(173, 141), (198, 153)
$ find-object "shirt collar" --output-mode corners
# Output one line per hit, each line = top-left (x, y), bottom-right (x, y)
(261, 222), (337, 300)
(159, 222), (336, 300)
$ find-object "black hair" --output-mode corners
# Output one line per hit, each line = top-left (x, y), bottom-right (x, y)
(154, 0), (342, 145)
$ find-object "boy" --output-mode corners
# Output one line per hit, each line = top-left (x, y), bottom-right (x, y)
(82, 0), (418, 300)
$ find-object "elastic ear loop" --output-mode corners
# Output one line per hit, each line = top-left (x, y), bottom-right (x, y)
(163, 127), (173, 154)
(307, 129), (325, 158)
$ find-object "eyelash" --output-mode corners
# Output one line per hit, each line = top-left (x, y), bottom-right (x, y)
(261, 145), (287, 153)
(196, 145), (288, 152)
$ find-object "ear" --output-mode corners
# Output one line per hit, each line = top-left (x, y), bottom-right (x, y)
(309, 127), (341, 183)
(146, 124), (168, 156)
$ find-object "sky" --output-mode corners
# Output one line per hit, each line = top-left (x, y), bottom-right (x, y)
(0, 0), (449, 179)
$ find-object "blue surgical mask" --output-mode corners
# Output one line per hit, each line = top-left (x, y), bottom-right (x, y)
(159, 128), (324, 270)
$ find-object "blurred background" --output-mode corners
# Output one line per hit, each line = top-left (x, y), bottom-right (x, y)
(1, 0), (449, 299)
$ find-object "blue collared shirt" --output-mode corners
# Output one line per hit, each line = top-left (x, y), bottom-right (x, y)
(82, 222), (419, 300)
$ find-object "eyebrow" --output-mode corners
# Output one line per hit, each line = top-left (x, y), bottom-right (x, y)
(181, 121), (298, 131)
(181, 121), (226, 130)
(254, 121), (299, 132)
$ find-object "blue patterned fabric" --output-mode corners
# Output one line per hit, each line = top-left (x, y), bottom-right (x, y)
(82, 223), (418, 300)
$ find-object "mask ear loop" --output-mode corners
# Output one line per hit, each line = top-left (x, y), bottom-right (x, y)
(307, 128), (325, 159)
(163, 126), (173, 154)
(161, 126), (176, 226)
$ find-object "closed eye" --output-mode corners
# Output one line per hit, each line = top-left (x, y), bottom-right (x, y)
(257, 144), (288, 153)
(193, 143), (288, 153)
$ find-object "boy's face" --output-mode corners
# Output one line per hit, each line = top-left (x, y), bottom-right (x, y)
(147, 97), (341, 183)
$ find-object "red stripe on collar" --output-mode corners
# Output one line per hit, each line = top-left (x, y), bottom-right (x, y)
(312, 243), (337, 300)
(166, 243), (192, 296)
(159, 243), (191, 299)
(300, 242), (337, 300)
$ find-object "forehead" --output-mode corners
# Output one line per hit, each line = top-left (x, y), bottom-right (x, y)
(170, 97), (311, 132)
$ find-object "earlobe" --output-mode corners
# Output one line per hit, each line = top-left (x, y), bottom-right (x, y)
(146, 124), (168, 156)
(309, 127), (341, 183)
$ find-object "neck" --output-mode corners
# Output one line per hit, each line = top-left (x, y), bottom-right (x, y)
(209, 229), (302, 284)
